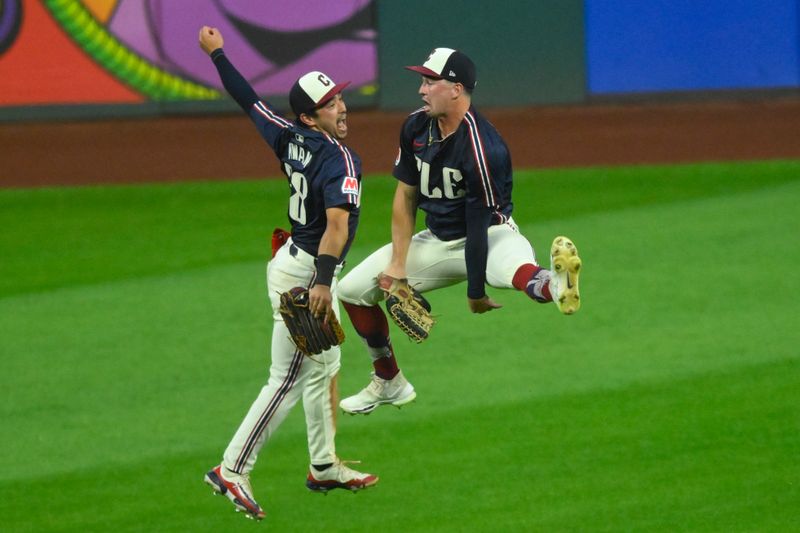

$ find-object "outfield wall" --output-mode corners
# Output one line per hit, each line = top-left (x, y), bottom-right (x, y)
(0, 0), (799, 121)
(585, 0), (800, 95)
(375, 0), (586, 109)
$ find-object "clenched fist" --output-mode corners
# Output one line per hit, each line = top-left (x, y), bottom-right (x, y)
(198, 26), (223, 55)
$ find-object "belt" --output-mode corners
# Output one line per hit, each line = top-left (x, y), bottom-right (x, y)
(289, 242), (345, 269)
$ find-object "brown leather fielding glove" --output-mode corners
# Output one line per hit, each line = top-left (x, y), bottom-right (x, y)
(380, 275), (434, 343)
(279, 287), (345, 355)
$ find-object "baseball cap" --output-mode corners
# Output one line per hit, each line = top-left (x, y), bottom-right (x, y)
(405, 48), (476, 89)
(289, 71), (350, 117)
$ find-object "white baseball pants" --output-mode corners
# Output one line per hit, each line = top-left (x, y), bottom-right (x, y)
(338, 219), (538, 306)
(222, 239), (342, 474)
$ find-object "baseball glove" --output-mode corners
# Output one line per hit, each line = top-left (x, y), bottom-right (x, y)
(279, 287), (345, 356)
(381, 275), (434, 343)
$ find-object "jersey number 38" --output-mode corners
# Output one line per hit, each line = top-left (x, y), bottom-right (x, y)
(284, 162), (308, 224)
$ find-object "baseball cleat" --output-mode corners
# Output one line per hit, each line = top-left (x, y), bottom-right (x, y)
(306, 459), (379, 493)
(339, 370), (416, 414)
(549, 236), (582, 314)
(204, 464), (266, 520)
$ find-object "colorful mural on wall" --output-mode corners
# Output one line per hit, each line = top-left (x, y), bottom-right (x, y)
(0, 0), (377, 106)
(0, 0), (22, 55)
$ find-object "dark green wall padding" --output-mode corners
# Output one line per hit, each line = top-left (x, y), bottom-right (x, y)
(376, 0), (586, 110)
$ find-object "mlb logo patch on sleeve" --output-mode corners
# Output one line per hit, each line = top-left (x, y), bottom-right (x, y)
(341, 176), (359, 195)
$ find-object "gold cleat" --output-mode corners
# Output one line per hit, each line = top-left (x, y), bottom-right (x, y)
(549, 236), (582, 314)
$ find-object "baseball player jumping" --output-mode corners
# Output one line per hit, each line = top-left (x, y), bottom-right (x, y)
(198, 26), (377, 520)
(337, 48), (582, 414)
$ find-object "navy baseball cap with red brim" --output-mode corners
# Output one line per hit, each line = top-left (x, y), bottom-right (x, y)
(405, 48), (476, 89)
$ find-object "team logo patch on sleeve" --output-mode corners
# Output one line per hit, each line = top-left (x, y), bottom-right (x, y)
(341, 176), (359, 195)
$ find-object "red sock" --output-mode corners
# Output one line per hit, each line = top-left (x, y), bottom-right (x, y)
(342, 302), (399, 379)
(512, 263), (552, 302)
(342, 302), (389, 341)
(512, 264), (539, 290)
(373, 349), (399, 380)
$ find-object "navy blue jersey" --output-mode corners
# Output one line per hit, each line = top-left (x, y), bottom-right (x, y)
(393, 105), (514, 298)
(393, 105), (513, 241)
(249, 102), (361, 259)
(209, 49), (361, 261)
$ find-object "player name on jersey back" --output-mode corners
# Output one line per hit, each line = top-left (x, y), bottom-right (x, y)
(288, 142), (312, 168)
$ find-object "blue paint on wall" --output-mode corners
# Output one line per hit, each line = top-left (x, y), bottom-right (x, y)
(586, 0), (800, 94)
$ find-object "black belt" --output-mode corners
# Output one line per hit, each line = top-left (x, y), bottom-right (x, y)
(289, 243), (345, 267)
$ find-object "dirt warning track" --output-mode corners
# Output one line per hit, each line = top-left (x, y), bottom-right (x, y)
(3, 97), (800, 188)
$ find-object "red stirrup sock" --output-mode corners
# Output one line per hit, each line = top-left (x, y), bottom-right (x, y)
(372, 346), (399, 380)
(342, 302), (400, 379)
(512, 264), (552, 303)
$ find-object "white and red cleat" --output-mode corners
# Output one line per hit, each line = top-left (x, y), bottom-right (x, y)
(339, 370), (416, 415)
(204, 464), (266, 520)
(306, 459), (379, 493)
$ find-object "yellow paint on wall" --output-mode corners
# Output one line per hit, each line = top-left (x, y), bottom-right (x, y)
(80, 0), (118, 23)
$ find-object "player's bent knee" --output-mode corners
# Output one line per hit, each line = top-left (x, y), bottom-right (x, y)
(337, 275), (380, 306)
(336, 276), (359, 304)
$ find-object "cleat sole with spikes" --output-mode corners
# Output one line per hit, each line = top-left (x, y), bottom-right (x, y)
(550, 236), (582, 315)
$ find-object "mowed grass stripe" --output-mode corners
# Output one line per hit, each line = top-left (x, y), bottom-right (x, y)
(1, 159), (799, 298)
(0, 357), (795, 532)
(1, 160), (798, 531)
(2, 177), (798, 476)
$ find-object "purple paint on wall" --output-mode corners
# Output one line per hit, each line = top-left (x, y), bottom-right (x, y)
(107, 0), (376, 97)
(0, 0), (23, 55)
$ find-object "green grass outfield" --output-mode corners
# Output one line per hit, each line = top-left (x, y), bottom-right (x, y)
(1, 160), (798, 532)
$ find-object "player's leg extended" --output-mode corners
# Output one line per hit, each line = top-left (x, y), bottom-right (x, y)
(338, 231), (466, 414)
(221, 323), (313, 474)
(302, 346), (340, 468)
(218, 244), (317, 474)
(302, 346), (379, 492)
(486, 222), (581, 314)
(303, 285), (343, 467)
(405, 229), (470, 290)
(224, 242), (322, 474)
(205, 244), (315, 519)
(337, 241), (398, 379)
(206, 322), (311, 520)
(338, 230), (470, 306)
(338, 242), (415, 412)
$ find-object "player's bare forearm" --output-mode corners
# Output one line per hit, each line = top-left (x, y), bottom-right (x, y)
(385, 182), (418, 279)
(309, 207), (350, 318)
(318, 207), (350, 259)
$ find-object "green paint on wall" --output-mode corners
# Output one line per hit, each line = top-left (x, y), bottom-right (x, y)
(377, 0), (586, 109)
